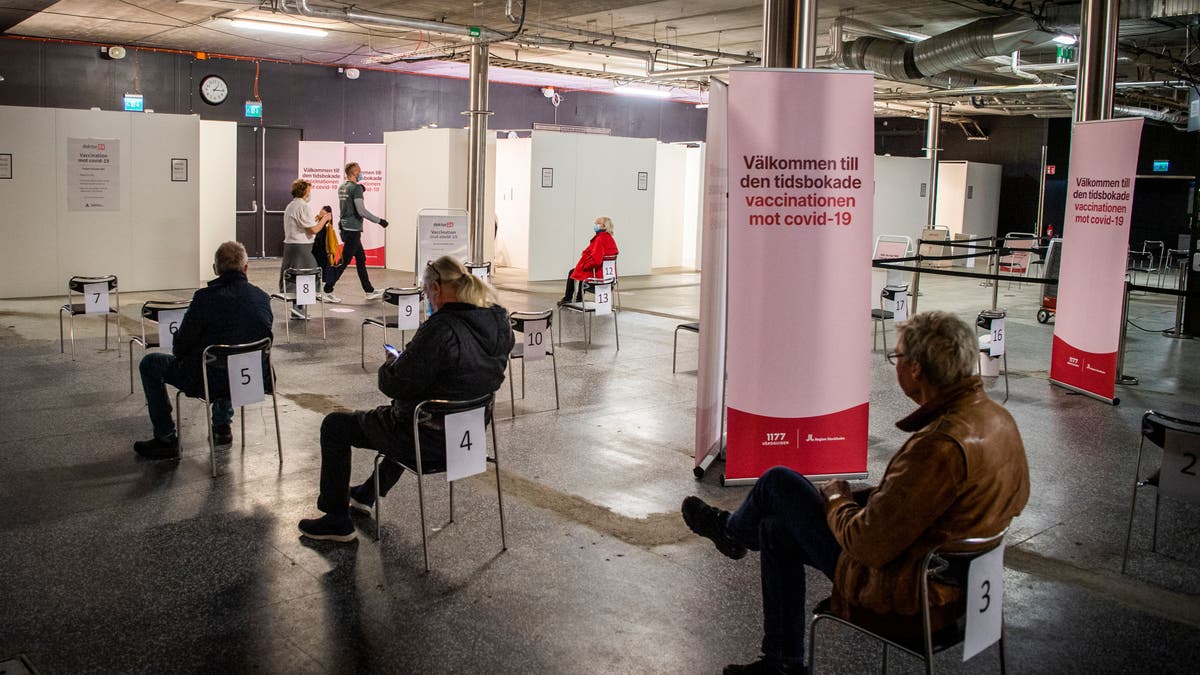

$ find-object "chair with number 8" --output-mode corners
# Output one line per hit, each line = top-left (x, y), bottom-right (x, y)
(505, 309), (560, 417)
(361, 287), (423, 369)
(1121, 410), (1200, 574)
(269, 267), (326, 343)
(59, 274), (120, 360)
(128, 299), (192, 393)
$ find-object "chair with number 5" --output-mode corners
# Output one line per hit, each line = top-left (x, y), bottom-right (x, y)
(270, 267), (326, 343)
(505, 309), (560, 417)
(60, 274), (121, 360)
(128, 299), (192, 393)
(1121, 410), (1200, 574)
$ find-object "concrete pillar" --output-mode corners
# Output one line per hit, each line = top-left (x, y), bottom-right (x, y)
(466, 40), (490, 262)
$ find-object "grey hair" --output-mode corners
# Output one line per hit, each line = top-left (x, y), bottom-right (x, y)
(214, 241), (248, 274)
(895, 311), (977, 386)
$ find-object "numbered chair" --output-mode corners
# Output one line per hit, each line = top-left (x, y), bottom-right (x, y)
(1142, 241), (1166, 287)
(371, 393), (507, 573)
(506, 310), (560, 417)
(557, 276), (620, 351)
(810, 529), (1009, 675)
(1121, 410), (1200, 574)
(466, 261), (493, 282)
(872, 284), (909, 355)
(269, 268), (325, 343)
(128, 299), (191, 393)
(59, 275), (121, 360)
(998, 237), (1035, 289)
(361, 287), (423, 369)
(672, 322), (699, 373)
(1126, 250), (1156, 288)
(175, 337), (283, 478)
(976, 309), (1009, 404)
(601, 254), (621, 310)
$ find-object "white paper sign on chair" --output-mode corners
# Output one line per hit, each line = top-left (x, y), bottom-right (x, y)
(445, 407), (487, 481)
(989, 318), (1006, 357)
(602, 259), (616, 280)
(963, 543), (1005, 661)
(157, 309), (186, 353)
(1159, 429), (1200, 504)
(523, 320), (547, 362)
(470, 267), (490, 282)
(296, 275), (317, 306)
(84, 282), (109, 314)
(891, 290), (908, 322)
(594, 283), (613, 316)
(397, 295), (420, 331)
(225, 351), (265, 408)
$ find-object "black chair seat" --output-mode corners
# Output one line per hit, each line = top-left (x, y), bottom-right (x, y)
(62, 303), (117, 315)
(363, 317), (401, 329)
(678, 322), (699, 333)
(871, 309), (895, 320)
(812, 599), (965, 656)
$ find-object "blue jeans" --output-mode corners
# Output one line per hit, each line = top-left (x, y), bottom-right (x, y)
(139, 352), (233, 439)
(725, 466), (842, 663)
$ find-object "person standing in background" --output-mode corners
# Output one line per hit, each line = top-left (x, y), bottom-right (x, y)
(325, 162), (388, 301)
(311, 205), (338, 303)
(280, 179), (325, 319)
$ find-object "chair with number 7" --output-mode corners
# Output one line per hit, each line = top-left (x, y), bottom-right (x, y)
(370, 393), (506, 572)
(361, 287), (423, 369)
(128, 299), (192, 393)
(59, 274), (120, 360)
(810, 529), (1010, 674)
(270, 267), (326, 343)
(1121, 410), (1200, 574)
(175, 337), (283, 478)
(506, 309), (560, 417)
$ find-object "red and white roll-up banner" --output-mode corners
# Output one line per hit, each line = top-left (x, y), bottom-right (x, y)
(724, 69), (874, 483)
(344, 143), (387, 267)
(1050, 118), (1143, 404)
(298, 140), (345, 248)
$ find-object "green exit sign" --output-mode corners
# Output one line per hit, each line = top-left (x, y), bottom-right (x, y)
(468, 26), (481, 37)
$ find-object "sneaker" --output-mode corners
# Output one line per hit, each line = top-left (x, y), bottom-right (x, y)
(348, 482), (375, 516)
(365, 290), (384, 301)
(681, 496), (747, 560)
(298, 513), (357, 543)
(133, 436), (180, 460)
(724, 657), (806, 674)
(289, 306), (308, 320)
(322, 293), (342, 304)
(211, 425), (232, 446)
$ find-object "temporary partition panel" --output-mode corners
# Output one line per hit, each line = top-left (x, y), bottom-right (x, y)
(198, 120), (237, 281)
(1051, 117), (1144, 403)
(724, 69), (873, 483)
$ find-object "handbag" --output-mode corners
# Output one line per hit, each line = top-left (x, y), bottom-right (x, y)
(324, 224), (342, 267)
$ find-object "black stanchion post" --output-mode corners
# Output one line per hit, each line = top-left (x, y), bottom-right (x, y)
(992, 237), (1001, 310)
(1116, 277), (1139, 386)
(1163, 255), (1192, 339)
(910, 239), (923, 314)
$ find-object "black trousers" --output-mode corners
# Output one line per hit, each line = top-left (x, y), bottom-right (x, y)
(317, 412), (406, 516)
(562, 269), (585, 302)
(325, 230), (374, 293)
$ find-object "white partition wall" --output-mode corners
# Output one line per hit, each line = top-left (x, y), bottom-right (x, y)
(682, 144), (705, 270)
(1, 105), (201, 298)
(495, 137), (531, 269)
(872, 156), (931, 299)
(654, 143), (686, 269)
(198, 121), (237, 280)
(935, 160), (1002, 237)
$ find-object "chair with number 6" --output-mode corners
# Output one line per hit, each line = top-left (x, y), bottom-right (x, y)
(270, 267), (326, 342)
(128, 299), (192, 393)
(59, 274), (121, 360)
(361, 287), (423, 369)
(1121, 410), (1200, 574)
(505, 309), (560, 417)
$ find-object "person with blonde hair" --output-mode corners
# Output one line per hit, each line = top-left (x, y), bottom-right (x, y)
(560, 216), (619, 305)
(299, 255), (514, 541)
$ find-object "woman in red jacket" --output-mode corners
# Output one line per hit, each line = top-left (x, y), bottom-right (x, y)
(560, 216), (619, 304)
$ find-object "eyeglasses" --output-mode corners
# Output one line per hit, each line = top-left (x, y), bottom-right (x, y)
(885, 351), (907, 365)
(424, 261), (441, 283)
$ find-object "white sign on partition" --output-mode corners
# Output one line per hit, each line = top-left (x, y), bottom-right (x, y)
(295, 274), (317, 306)
(1159, 429), (1200, 504)
(593, 283), (613, 316)
(417, 213), (470, 268)
(397, 295), (420, 330)
(891, 290), (908, 322)
(963, 543), (1005, 661)
(445, 407), (487, 481)
(523, 320), (547, 362)
(67, 138), (120, 211)
(989, 318), (1006, 357)
(602, 259), (616, 280)
(83, 282), (109, 314)
(226, 351), (265, 408)
(157, 309), (186, 353)
(470, 266), (490, 282)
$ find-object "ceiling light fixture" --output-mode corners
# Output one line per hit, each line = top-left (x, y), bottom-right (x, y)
(227, 18), (328, 38)
(1051, 34), (1077, 46)
(612, 85), (672, 99)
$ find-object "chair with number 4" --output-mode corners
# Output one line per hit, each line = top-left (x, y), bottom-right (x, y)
(369, 393), (507, 572)
(128, 299), (192, 393)
(1121, 410), (1200, 574)
(175, 337), (283, 477)
(872, 284), (909, 356)
(270, 268), (325, 342)
(60, 274), (121, 360)
(506, 309), (560, 417)
(810, 528), (1010, 675)
(361, 287), (423, 369)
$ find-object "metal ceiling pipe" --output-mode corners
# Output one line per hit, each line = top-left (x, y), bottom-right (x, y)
(873, 80), (1188, 101)
(1113, 104), (1188, 125)
(841, 15), (1040, 80)
(1075, 0), (1120, 122)
(646, 65), (732, 80)
(466, 41), (490, 264)
(282, 0), (507, 41)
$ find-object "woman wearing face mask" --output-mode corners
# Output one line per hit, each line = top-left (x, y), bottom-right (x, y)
(297, 255), (515, 542)
(560, 216), (619, 305)
(280, 179), (325, 318)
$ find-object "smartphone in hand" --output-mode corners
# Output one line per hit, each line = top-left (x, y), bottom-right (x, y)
(384, 344), (400, 359)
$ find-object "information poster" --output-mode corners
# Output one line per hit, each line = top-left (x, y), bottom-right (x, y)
(724, 69), (873, 482)
(1050, 118), (1143, 403)
(417, 213), (470, 267)
(67, 138), (120, 211)
(299, 141), (349, 259)
(298, 141), (387, 266)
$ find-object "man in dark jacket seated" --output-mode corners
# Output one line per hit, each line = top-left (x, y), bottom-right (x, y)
(682, 311), (1031, 674)
(134, 241), (274, 460)
(299, 255), (515, 542)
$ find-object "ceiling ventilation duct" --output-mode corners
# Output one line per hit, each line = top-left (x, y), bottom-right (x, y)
(842, 15), (1041, 80)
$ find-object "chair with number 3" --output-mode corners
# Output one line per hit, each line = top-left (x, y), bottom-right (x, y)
(59, 274), (121, 360)
(1121, 410), (1200, 574)
(506, 309), (560, 417)
(175, 337), (283, 478)
(270, 267), (325, 343)
(361, 287), (423, 369)
(810, 529), (1009, 675)
(128, 299), (192, 393)
(370, 393), (507, 573)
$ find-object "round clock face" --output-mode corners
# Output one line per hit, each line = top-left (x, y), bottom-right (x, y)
(199, 75), (229, 105)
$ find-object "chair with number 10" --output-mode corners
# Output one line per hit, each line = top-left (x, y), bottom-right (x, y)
(506, 309), (560, 417)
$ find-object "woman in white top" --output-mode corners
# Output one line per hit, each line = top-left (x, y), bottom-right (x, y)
(280, 179), (326, 316)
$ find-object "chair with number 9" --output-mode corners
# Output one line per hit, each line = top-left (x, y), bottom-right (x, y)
(270, 267), (325, 343)
(361, 287), (423, 369)
(505, 309), (560, 417)
(1121, 410), (1200, 574)
(128, 299), (192, 393)
(59, 274), (120, 360)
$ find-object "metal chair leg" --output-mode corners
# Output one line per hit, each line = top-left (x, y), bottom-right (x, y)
(69, 312), (76, 360)
(1002, 351), (1009, 403)
(206, 398), (216, 478)
(175, 391), (184, 451)
(240, 406), (246, 450)
(492, 422), (507, 550)
(283, 301), (291, 344)
(104, 312), (110, 351)
(373, 453), (384, 541)
(551, 348), (560, 410)
(507, 359), (516, 418)
(449, 481), (455, 524)
(1121, 446), (1144, 574)
(271, 389), (283, 467)
(673, 327), (680, 373)
(520, 357), (526, 399)
(416, 467), (430, 572)
(59, 308), (66, 354)
(129, 340), (135, 393)
(613, 309), (620, 351)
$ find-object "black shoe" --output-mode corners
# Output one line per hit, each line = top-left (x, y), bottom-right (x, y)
(348, 482), (375, 516)
(212, 425), (233, 446)
(724, 657), (806, 674)
(681, 496), (747, 560)
(298, 513), (357, 543)
(133, 436), (180, 460)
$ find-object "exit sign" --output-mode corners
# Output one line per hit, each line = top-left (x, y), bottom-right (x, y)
(244, 100), (263, 118)
(1046, 165), (1056, 175)
(123, 94), (144, 112)
(468, 26), (481, 37)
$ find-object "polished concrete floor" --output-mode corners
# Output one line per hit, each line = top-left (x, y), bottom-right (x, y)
(1, 261), (1198, 674)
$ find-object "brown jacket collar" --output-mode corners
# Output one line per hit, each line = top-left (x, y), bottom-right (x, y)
(896, 376), (984, 433)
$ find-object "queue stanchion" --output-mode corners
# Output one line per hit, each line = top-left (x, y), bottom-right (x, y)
(992, 238), (1001, 310)
(1163, 255), (1193, 340)
(910, 243), (924, 314)
(1116, 277), (1139, 386)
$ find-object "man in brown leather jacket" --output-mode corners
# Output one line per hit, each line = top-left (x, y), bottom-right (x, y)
(682, 311), (1030, 675)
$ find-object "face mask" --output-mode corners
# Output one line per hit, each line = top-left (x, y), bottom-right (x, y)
(594, 224), (603, 233)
